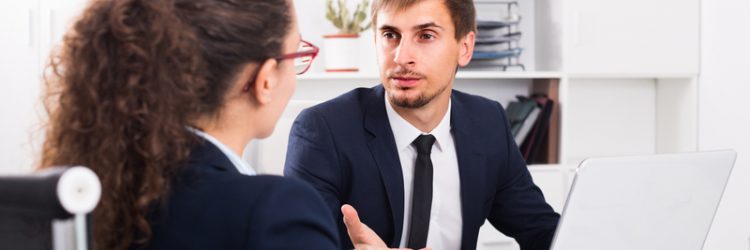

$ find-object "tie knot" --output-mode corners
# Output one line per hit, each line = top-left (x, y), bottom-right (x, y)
(412, 134), (436, 155)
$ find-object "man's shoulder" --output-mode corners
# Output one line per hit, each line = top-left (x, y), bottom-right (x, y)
(302, 85), (382, 120)
(452, 89), (504, 111)
(316, 85), (381, 108)
(450, 89), (510, 136)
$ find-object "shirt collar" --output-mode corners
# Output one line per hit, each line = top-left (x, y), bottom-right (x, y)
(187, 127), (256, 175)
(385, 95), (452, 153)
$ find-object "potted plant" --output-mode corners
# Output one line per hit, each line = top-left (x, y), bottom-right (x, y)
(323, 0), (371, 72)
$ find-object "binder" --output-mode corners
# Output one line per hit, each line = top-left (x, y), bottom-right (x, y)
(514, 107), (540, 145)
(520, 94), (554, 164)
(505, 96), (537, 137)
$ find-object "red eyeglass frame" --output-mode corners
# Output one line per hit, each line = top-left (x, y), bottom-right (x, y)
(242, 39), (319, 92)
(275, 39), (319, 75)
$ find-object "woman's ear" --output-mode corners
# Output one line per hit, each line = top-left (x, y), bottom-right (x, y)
(457, 31), (476, 67)
(249, 58), (279, 105)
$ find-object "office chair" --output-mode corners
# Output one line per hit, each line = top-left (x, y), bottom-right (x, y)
(0, 166), (101, 250)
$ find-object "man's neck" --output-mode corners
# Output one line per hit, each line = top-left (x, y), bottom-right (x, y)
(390, 92), (451, 133)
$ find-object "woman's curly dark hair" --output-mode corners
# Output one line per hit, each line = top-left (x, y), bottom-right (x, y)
(40, 0), (290, 249)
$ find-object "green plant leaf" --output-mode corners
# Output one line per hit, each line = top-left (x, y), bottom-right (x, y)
(362, 20), (372, 30)
(356, 11), (366, 22)
(324, 0), (372, 34)
(326, 0), (343, 29)
(340, 3), (350, 33)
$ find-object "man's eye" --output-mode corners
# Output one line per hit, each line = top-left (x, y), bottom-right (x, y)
(383, 32), (400, 39)
(420, 33), (435, 40)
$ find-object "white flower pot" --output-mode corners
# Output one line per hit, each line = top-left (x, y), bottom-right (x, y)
(323, 34), (360, 72)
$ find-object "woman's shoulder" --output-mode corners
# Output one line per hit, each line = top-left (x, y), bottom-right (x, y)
(154, 171), (339, 247)
(236, 175), (340, 248)
(173, 164), (322, 206)
(221, 174), (319, 200)
(146, 173), (339, 249)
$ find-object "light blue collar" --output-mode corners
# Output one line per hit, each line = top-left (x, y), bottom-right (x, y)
(187, 127), (256, 175)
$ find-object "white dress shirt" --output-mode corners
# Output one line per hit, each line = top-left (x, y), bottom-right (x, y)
(188, 127), (256, 176)
(385, 96), (463, 250)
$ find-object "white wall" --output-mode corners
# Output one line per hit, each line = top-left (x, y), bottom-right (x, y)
(0, 0), (87, 173)
(700, 1), (750, 249)
(0, 0), (43, 173)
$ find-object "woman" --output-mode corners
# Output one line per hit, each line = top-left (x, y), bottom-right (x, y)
(40, 0), (395, 249)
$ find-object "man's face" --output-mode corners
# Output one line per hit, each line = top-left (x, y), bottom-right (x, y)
(375, 0), (474, 109)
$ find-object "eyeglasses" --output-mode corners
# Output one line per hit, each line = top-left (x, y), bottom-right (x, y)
(241, 39), (318, 92)
(275, 39), (319, 75)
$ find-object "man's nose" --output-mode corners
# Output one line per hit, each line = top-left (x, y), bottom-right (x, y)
(393, 39), (416, 67)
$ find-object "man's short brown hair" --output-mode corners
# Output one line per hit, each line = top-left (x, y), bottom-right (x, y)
(371, 0), (477, 40)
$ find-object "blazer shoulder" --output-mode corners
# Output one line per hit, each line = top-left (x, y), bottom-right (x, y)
(239, 175), (341, 249)
(453, 89), (505, 110)
(302, 86), (380, 120)
(205, 174), (320, 202)
(236, 175), (318, 198)
(174, 164), (315, 206)
(452, 89), (507, 123)
(148, 172), (339, 249)
(216, 175), (334, 216)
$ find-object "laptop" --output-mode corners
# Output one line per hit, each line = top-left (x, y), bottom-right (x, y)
(550, 150), (736, 250)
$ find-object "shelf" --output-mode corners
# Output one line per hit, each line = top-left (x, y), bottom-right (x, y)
(299, 71), (694, 80)
(527, 164), (577, 170)
(298, 72), (378, 80)
(566, 72), (698, 79)
(456, 71), (563, 79)
(298, 71), (564, 80)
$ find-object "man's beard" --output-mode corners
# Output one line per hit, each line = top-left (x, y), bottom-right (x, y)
(386, 67), (448, 109)
(388, 83), (449, 109)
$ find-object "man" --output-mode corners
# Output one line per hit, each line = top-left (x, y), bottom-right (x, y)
(284, 0), (560, 249)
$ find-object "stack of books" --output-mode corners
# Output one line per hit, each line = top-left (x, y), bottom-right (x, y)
(506, 94), (554, 164)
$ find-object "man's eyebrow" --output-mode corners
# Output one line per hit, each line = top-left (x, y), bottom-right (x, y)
(378, 23), (444, 32)
(414, 22), (444, 31)
(379, 24), (401, 32)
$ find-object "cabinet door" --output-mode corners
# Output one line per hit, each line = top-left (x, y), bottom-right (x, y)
(0, 1), (42, 172)
(40, 0), (89, 53)
(0, 0), (89, 172)
(564, 0), (699, 75)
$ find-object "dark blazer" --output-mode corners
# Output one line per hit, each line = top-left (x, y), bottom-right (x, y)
(284, 85), (559, 250)
(141, 140), (340, 249)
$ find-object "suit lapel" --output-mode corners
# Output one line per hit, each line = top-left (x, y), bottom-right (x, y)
(450, 93), (487, 249)
(363, 86), (405, 246)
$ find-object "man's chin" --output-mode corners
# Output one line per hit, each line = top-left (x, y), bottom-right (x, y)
(389, 95), (429, 109)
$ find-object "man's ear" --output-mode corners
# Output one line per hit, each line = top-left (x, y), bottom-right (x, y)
(457, 31), (476, 67)
(250, 58), (279, 105)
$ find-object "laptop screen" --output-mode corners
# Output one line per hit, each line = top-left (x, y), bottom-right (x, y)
(551, 151), (736, 250)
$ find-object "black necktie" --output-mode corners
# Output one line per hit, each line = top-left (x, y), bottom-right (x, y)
(407, 134), (436, 249)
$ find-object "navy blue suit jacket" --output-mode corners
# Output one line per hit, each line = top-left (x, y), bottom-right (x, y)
(140, 140), (340, 249)
(284, 86), (559, 250)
